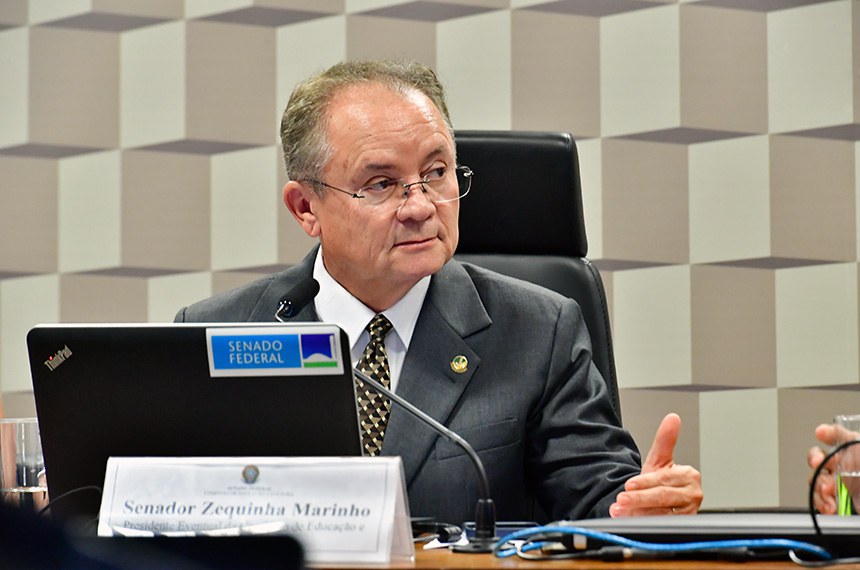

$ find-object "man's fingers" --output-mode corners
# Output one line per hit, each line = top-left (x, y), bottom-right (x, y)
(611, 483), (702, 517)
(626, 464), (700, 491)
(642, 413), (681, 473)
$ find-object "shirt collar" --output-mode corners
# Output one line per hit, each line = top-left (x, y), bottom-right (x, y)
(312, 248), (430, 351)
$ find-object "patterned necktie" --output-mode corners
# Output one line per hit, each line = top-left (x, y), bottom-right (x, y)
(355, 314), (394, 456)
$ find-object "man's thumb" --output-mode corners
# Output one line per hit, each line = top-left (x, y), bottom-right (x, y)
(642, 412), (681, 472)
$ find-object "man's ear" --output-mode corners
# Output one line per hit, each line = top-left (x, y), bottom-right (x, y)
(283, 181), (321, 238)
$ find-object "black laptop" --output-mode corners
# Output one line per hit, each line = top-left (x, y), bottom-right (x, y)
(27, 322), (361, 528)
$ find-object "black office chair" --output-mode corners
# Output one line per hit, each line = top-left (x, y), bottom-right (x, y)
(453, 130), (621, 421)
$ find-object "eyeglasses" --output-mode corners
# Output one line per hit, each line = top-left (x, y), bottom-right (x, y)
(300, 165), (473, 211)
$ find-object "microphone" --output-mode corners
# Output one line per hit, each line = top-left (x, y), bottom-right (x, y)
(274, 278), (320, 322)
(276, 277), (497, 551)
(353, 368), (497, 553)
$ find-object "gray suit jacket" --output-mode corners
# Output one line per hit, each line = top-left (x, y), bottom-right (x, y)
(176, 249), (641, 524)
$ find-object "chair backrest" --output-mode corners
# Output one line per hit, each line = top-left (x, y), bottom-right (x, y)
(453, 130), (621, 421)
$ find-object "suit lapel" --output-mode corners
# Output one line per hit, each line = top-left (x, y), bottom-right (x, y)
(381, 261), (491, 486)
(243, 253), (491, 486)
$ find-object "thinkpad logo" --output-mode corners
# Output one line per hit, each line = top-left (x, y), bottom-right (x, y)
(44, 345), (72, 371)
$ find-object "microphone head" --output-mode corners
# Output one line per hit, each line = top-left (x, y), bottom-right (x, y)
(275, 278), (320, 321)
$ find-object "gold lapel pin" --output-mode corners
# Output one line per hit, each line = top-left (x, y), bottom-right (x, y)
(450, 355), (468, 374)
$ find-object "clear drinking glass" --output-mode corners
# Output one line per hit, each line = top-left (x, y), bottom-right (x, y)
(833, 414), (860, 516)
(0, 418), (48, 511)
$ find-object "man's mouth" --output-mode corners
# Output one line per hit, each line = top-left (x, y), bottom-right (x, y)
(395, 236), (436, 247)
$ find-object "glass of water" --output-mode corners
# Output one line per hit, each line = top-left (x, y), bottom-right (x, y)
(0, 418), (48, 511)
(833, 414), (860, 516)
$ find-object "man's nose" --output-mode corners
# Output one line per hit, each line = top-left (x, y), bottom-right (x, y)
(395, 182), (434, 216)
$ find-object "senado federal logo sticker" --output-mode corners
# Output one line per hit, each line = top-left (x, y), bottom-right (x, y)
(206, 326), (344, 377)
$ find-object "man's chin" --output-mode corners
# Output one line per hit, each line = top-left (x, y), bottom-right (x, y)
(392, 252), (449, 281)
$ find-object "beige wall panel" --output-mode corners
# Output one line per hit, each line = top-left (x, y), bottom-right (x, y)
(689, 136), (771, 263)
(346, 16), (435, 69)
(187, 0), (342, 18)
(691, 265), (775, 389)
(511, 10), (599, 137)
(770, 136), (855, 262)
(857, 142), (860, 258)
(613, 265), (692, 389)
(279, 214), (317, 265)
(577, 138), (603, 259)
(618, 388), (700, 471)
(27, 0), (90, 24)
(778, 388), (860, 508)
(0, 1), (28, 25)
(776, 263), (859, 388)
(0, 275), (59, 393)
(213, 269), (264, 296)
(29, 27), (118, 148)
(680, 5), (766, 134)
(768, 0), (853, 133)
(0, 28), (28, 148)
(211, 147), (278, 270)
(121, 150), (211, 269)
(1, 391), (36, 418)
(185, 1), (247, 19)
(186, 20), (275, 145)
(60, 273), (148, 322)
(58, 151), (121, 272)
(258, 0), (343, 12)
(601, 139), (688, 263)
(92, 0), (184, 19)
(601, 5), (680, 137)
(855, 1), (860, 121)
(700, 388), (779, 509)
(148, 271), (212, 322)
(438, 11), (511, 130)
(121, 21), (186, 148)
(276, 15), (346, 129)
(0, 156), (58, 273)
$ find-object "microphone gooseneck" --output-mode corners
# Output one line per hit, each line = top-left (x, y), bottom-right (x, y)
(353, 368), (497, 553)
(274, 278), (320, 322)
(274, 279), (497, 551)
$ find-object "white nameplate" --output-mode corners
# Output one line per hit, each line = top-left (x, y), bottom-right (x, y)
(97, 456), (413, 564)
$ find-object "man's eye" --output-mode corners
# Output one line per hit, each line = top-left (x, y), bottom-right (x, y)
(425, 167), (446, 181)
(365, 179), (397, 192)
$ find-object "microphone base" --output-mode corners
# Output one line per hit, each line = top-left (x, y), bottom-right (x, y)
(450, 536), (498, 554)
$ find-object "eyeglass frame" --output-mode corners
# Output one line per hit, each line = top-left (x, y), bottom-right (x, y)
(297, 165), (473, 208)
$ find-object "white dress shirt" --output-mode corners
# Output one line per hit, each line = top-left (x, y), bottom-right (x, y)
(312, 248), (430, 392)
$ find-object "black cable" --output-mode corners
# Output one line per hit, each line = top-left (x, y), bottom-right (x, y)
(37, 485), (102, 518)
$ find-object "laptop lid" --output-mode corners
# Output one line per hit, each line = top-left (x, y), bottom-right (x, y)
(27, 322), (361, 527)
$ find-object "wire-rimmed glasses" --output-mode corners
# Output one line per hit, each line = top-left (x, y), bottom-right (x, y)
(300, 165), (473, 212)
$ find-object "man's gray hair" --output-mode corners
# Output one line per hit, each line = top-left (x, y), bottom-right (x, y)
(279, 59), (453, 193)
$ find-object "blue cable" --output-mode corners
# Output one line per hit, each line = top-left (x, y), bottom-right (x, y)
(492, 525), (833, 560)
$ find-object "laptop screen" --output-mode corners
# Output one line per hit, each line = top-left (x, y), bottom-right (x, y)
(27, 322), (361, 527)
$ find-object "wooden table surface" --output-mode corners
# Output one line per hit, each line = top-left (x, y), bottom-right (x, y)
(312, 545), (860, 569)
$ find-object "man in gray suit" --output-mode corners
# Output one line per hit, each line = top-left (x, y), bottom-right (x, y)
(176, 60), (703, 525)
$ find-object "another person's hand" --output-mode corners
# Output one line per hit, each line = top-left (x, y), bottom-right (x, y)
(807, 423), (860, 515)
(609, 413), (703, 517)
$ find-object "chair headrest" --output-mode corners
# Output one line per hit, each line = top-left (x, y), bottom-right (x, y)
(454, 130), (588, 258)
